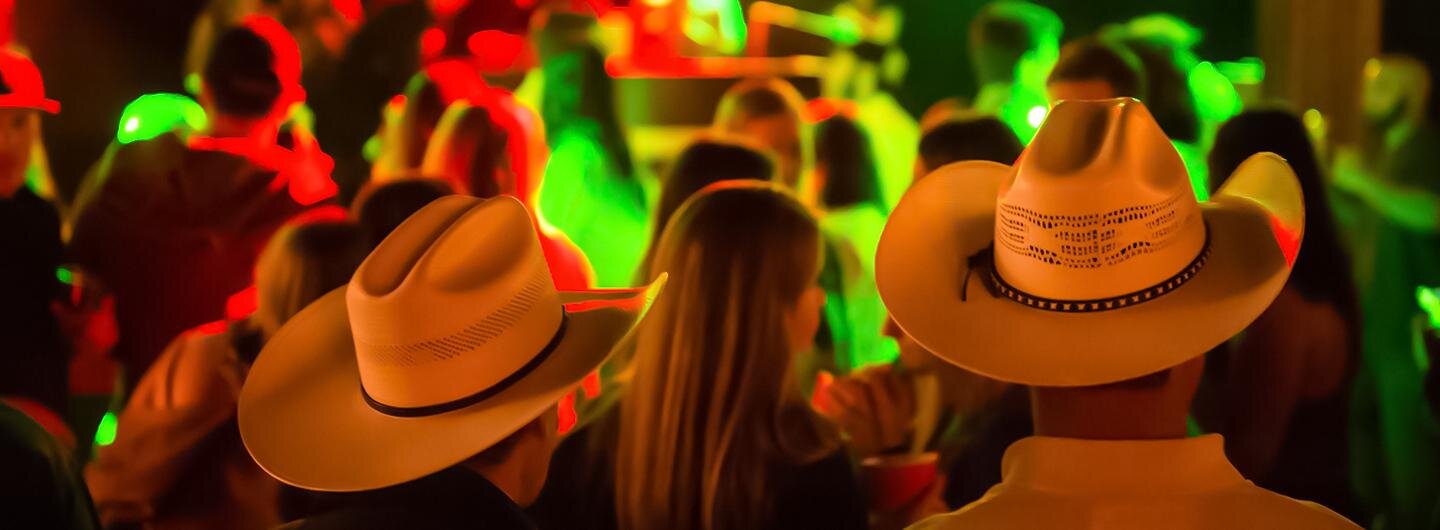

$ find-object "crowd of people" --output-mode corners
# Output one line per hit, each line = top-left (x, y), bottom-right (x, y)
(1, 0), (1439, 529)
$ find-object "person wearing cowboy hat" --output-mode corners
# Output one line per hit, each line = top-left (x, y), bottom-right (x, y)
(239, 195), (662, 529)
(885, 98), (1358, 529)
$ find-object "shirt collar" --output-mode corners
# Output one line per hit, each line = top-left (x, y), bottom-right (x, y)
(999, 434), (1247, 495)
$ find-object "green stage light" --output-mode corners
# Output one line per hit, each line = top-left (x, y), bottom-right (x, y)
(116, 93), (208, 145)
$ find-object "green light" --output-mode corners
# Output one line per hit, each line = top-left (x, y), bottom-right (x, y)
(688, 0), (746, 55)
(1026, 105), (1047, 128)
(94, 411), (118, 446)
(55, 267), (73, 285)
(1217, 57), (1265, 85)
(1189, 61), (1242, 123)
(1417, 286), (1440, 331)
(116, 93), (209, 145)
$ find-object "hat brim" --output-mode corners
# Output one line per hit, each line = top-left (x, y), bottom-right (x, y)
(0, 96), (60, 114)
(239, 279), (663, 492)
(876, 153), (1302, 387)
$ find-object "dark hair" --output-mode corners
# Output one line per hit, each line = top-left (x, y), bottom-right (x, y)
(541, 45), (636, 179)
(1122, 39), (1200, 143)
(918, 116), (1024, 172)
(204, 26), (283, 118)
(816, 116), (883, 210)
(639, 139), (775, 279)
(352, 178), (456, 247)
(969, 1), (1060, 84)
(1208, 110), (1359, 332)
(714, 78), (804, 127)
(1048, 37), (1147, 100)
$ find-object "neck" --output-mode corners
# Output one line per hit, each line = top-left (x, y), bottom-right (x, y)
(1030, 387), (1189, 440)
(206, 114), (279, 145)
(462, 459), (527, 506)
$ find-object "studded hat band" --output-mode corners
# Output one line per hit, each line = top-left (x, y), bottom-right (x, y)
(965, 224), (1212, 313)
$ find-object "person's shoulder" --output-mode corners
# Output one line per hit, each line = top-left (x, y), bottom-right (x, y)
(1223, 485), (1362, 529)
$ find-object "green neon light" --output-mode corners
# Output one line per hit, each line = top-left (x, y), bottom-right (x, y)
(1216, 57), (1265, 85)
(55, 267), (73, 286)
(116, 93), (209, 145)
(1418, 286), (1440, 331)
(1026, 105), (1047, 128)
(1189, 61), (1242, 123)
(94, 411), (118, 446)
(689, 0), (746, 55)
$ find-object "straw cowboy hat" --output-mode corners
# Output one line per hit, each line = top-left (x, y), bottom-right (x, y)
(877, 98), (1303, 387)
(239, 195), (663, 492)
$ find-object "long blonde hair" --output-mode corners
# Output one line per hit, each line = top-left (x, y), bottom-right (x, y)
(250, 221), (368, 339)
(615, 181), (838, 530)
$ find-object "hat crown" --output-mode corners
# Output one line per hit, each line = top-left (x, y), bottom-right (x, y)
(994, 98), (1206, 300)
(347, 196), (562, 410)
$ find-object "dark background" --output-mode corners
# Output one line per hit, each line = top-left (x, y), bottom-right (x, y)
(13, 0), (1437, 202)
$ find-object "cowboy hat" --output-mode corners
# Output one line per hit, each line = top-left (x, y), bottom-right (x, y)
(877, 98), (1303, 387)
(239, 195), (663, 492)
(0, 50), (59, 113)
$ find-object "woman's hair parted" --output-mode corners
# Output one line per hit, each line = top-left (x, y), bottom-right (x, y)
(616, 181), (838, 530)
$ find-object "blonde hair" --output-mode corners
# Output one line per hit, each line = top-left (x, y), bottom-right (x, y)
(615, 181), (838, 530)
(250, 221), (369, 338)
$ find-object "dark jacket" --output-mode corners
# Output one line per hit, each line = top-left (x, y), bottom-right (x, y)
(0, 402), (100, 530)
(69, 133), (328, 389)
(0, 186), (68, 412)
(531, 419), (867, 530)
(284, 467), (535, 530)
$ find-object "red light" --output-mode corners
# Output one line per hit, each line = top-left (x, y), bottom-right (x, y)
(226, 287), (258, 321)
(467, 30), (526, 72)
(1269, 215), (1301, 267)
(420, 27), (448, 61)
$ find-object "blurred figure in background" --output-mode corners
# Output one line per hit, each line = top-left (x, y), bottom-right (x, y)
(915, 115), (1023, 178)
(0, 49), (69, 416)
(421, 97), (594, 289)
(69, 21), (336, 391)
(534, 182), (865, 530)
(0, 402), (100, 530)
(1203, 109), (1362, 522)
(86, 221), (368, 530)
(350, 177), (454, 248)
(637, 137), (775, 281)
(370, 61), (487, 182)
(537, 43), (648, 288)
(968, 0), (1061, 142)
(815, 115), (892, 369)
(1332, 54), (1440, 530)
(1045, 36), (1146, 103)
(714, 78), (812, 200)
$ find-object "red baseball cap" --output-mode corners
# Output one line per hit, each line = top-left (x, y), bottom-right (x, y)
(0, 49), (58, 113)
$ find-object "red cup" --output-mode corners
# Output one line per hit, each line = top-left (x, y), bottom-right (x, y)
(862, 452), (940, 512)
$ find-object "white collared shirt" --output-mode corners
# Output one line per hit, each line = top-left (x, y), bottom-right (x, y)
(910, 434), (1359, 529)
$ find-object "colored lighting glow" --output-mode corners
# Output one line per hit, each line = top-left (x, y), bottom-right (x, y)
(115, 93), (208, 145)
(1217, 56), (1265, 85)
(55, 266), (72, 285)
(1190, 61), (1242, 123)
(420, 27), (447, 61)
(1418, 287), (1440, 331)
(94, 411), (118, 446)
(1026, 105), (1047, 128)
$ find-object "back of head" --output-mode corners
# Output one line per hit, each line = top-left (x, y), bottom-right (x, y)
(541, 44), (634, 177)
(252, 221), (370, 339)
(351, 178), (456, 248)
(816, 116), (882, 210)
(969, 1), (1061, 85)
(618, 181), (835, 530)
(1122, 38), (1200, 143)
(643, 138), (775, 279)
(421, 101), (511, 198)
(918, 116), (1024, 173)
(714, 78), (806, 130)
(1047, 36), (1147, 101)
(204, 25), (284, 118)
(1209, 110), (1356, 318)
